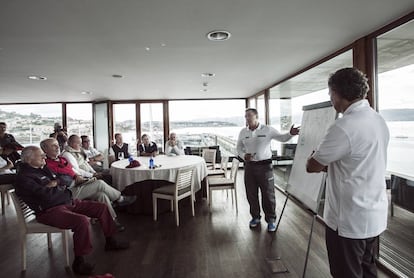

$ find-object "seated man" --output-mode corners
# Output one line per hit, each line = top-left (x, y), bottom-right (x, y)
(81, 135), (104, 172)
(109, 133), (132, 164)
(138, 134), (158, 157)
(14, 146), (129, 275)
(63, 135), (112, 185)
(165, 132), (185, 156)
(49, 123), (68, 152)
(0, 122), (24, 164)
(0, 153), (15, 185)
(0, 122), (24, 149)
(41, 138), (134, 231)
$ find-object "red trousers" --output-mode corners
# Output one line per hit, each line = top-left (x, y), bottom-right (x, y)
(36, 199), (117, 256)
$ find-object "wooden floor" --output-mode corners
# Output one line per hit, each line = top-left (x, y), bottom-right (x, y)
(0, 171), (393, 278)
(380, 203), (414, 278)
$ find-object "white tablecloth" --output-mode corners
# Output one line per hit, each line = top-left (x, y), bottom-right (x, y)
(110, 155), (208, 192)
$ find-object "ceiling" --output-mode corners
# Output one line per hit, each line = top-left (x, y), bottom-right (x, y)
(0, 0), (413, 104)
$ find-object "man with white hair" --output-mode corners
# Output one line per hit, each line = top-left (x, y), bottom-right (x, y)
(41, 138), (135, 232)
(165, 132), (185, 156)
(14, 146), (129, 275)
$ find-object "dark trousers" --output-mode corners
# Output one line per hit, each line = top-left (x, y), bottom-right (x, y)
(325, 226), (378, 278)
(37, 199), (117, 257)
(244, 162), (276, 222)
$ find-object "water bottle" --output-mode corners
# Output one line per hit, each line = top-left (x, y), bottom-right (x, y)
(128, 155), (133, 163)
(149, 156), (154, 169)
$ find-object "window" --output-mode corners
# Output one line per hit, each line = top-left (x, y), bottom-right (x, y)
(140, 103), (164, 152)
(112, 104), (137, 154)
(169, 100), (245, 156)
(376, 19), (414, 278)
(269, 50), (352, 155)
(0, 104), (62, 147)
(257, 94), (265, 124)
(66, 103), (93, 141)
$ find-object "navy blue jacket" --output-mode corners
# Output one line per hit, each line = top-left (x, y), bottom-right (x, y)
(14, 163), (72, 213)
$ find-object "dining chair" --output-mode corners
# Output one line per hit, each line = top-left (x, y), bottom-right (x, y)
(202, 149), (216, 170)
(207, 156), (229, 177)
(0, 183), (14, 215)
(206, 158), (240, 212)
(152, 167), (195, 226)
(10, 191), (70, 271)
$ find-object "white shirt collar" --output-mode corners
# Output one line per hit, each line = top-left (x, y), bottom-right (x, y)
(344, 99), (369, 115)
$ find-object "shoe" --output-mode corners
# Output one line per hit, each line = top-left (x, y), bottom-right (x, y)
(72, 257), (94, 275)
(105, 237), (130, 251)
(249, 218), (261, 228)
(267, 222), (277, 232)
(114, 219), (125, 232)
(114, 195), (136, 207)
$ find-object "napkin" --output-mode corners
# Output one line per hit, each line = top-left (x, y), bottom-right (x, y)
(126, 160), (141, 168)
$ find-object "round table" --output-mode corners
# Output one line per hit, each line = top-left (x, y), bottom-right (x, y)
(110, 155), (208, 192)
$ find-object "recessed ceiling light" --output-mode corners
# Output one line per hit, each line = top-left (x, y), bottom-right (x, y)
(145, 47), (150, 51)
(81, 91), (92, 95)
(206, 30), (231, 41)
(112, 74), (123, 78)
(28, 75), (47, 81)
(161, 43), (166, 47)
(201, 73), (215, 77)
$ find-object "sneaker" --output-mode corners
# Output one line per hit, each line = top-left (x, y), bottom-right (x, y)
(249, 218), (261, 228)
(105, 237), (130, 251)
(267, 222), (277, 232)
(72, 257), (94, 275)
(114, 195), (136, 207)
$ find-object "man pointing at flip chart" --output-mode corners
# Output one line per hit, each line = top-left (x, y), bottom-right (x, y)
(306, 68), (389, 278)
(237, 108), (299, 232)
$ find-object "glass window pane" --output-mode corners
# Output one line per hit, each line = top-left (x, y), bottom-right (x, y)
(66, 103), (93, 142)
(269, 50), (352, 152)
(248, 97), (256, 108)
(0, 104), (62, 147)
(257, 94), (265, 124)
(377, 19), (414, 277)
(169, 100), (245, 156)
(112, 104), (137, 154)
(140, 103), (164, 152)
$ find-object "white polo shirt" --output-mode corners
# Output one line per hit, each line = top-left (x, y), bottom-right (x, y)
(313, 100), (389, 239)
(237, 123), (292, 161)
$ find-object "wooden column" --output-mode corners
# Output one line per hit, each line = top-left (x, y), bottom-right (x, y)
(353, 37), (376, 109)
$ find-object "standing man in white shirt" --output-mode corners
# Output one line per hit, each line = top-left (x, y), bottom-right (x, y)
(165, 133), (185, 156)
(237, 108), (299, 232)
(307, 68), (389, 278)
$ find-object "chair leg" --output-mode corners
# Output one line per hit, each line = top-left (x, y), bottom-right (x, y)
(170, 200), (174, 212)
(47, 233), (53, 249)
(234, 187), (238, 212)
(191, 194), (195, 217)
(22, 235), (27, 271)
(209, 188), (212, 210)
(6, 191), (10, 205)
(206, 178), (211, 205)
(1, 191), (5, 215)
(175, 199), (179, 227)
(153, 195), (158, 221)
(62, 231), (69, 267)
